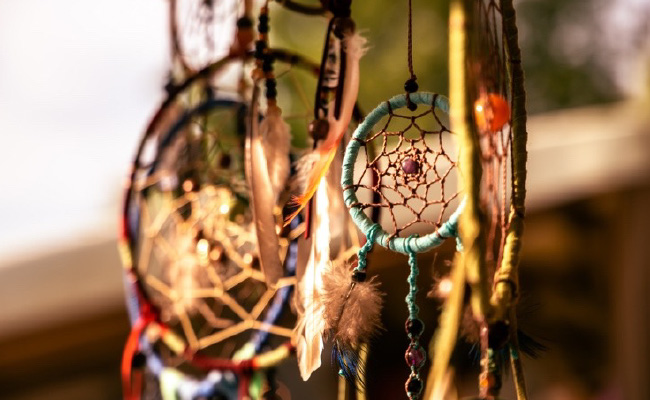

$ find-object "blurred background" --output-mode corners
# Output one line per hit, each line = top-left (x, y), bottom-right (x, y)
(0, 0), (649, 399)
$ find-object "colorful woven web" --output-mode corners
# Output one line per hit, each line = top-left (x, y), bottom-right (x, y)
(130, 99), (297, 362)
(346, 98), (460, 239)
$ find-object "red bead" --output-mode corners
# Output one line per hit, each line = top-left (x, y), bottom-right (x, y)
(405, 343), (426, 369)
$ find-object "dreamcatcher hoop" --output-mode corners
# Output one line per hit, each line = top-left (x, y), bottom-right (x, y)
(121, 94), (298, 398)
(341, 92), (464, 254)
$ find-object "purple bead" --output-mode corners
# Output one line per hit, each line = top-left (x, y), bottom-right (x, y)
(405, 343), (426, 369)
(402, 157), (420, 175)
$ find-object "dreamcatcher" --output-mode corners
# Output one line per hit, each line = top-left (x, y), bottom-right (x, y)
(121, 1), (367, 399)
(323, 0), (531, 399)
(120, 0), (533, 398)
(308, 4), (463, 400)
(120, 86), (299, 399)
(424, 0), (533, 399)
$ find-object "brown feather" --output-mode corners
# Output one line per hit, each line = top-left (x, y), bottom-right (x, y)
(246, 88), (283, 287)
(322, 261), (383, 346)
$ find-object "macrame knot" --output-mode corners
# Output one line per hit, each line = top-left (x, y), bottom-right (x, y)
(355, 223), (381, 273)
(404, 83), (418, 111)
(405, 235), (420, 319)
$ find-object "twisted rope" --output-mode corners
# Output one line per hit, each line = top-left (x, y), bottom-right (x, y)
(354, 223), (381, 273)
(404, 235), (426, 399)
(405, 235), (420, 320)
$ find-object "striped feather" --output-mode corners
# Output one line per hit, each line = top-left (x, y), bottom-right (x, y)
(284, 32), (367, 225)
(246, 95), (285, 287)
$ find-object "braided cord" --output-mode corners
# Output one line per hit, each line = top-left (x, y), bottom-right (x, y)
(354, 223), (381, 273)
(405, 238), (420, 320)
(406, 0), (416, 81)
(404, 236), (426, 399)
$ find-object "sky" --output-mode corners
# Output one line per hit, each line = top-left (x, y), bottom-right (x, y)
(0, 0), (168, 264)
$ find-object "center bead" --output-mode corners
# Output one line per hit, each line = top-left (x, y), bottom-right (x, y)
(402, 157), (419, 175)
(405, 343), (426, 368)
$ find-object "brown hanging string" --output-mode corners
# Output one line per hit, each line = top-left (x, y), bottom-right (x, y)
(404, 0), (418, 111)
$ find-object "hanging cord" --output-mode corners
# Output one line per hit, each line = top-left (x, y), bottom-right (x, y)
(404, 0), (418, 111)
(254, 2), (278, 104)
(404, 235), (426, 400)
(353, 223), (381, 276)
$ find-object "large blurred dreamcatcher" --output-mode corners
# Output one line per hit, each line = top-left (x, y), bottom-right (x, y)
(120, 1), (369, 399)
(119, 0), (534, 399)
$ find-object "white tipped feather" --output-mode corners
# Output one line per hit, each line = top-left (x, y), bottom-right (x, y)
(294, 178), (331, 380)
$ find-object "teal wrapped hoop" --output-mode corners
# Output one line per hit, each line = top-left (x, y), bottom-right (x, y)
(341, 92), (464, 254)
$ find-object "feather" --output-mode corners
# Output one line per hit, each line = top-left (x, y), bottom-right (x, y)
(332, 341), (364, 383)
(326, 139), (354, 255)
(260, 104), (291, 203)
(322, 260), (383, 347)
(294, 293), (325, 381)
(293, 178), (331, 380)
(284, 32), (367, 225)
(322, 260), (382, 384)
(246, 90), (285, 287)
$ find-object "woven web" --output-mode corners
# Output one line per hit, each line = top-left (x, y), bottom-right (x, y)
(471, 0), (513, 266)
(132, 101), (297, 361)
(348, 102), (460, 238)
(129, 52), (346, 362)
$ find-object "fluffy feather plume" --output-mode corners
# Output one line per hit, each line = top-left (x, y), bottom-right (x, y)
(293, 178), (331, 380)
(322, 260), (383, 383)
(260, 104), (291, 202)
(322, 261), (383, 346)
(246, 96), (286, 287)
(284, 32), (368, 225)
